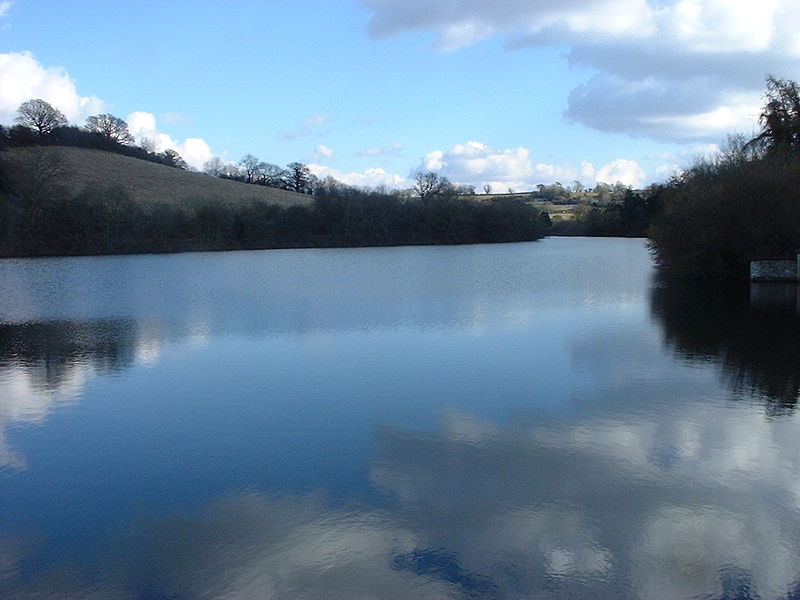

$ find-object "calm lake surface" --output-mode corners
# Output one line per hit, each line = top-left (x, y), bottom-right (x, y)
(1, 237), (800, 599)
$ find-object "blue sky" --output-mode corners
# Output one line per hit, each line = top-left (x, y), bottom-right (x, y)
(1, 0), (798, 190)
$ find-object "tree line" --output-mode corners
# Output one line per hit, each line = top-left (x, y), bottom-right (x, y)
(3, 98), (191, 169)
(12, 87), (798, 273)
(207, 155), (317, 194)
(0, 154), (547, 257)
(548, 76), (800, 272)
(0, 99), (547, 257)
(647, 77), (800, 279)
(3, 98), (321, 193)
(548, 188), (661, 237)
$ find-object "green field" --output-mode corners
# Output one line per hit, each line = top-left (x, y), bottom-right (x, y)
(476, 192), (580, 221)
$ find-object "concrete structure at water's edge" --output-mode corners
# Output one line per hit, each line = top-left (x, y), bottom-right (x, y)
(750, 252), (800, 281)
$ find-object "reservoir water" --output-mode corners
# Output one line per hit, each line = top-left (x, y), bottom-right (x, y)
(1, 237), (800, 599)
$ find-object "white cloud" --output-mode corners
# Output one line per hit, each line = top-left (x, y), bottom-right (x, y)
(363, 0), (654, 47)
(0, 53), (214, 170)
(362, 0), (800, 141)
(417, 141), (536, 189)
(161, 112), (191, 124)
(179, 138), (214, 170)
(421, 149), (445, 171)
(0, 1), (12, 19)
(308, 164), (407, 189)
(594, 158), (647, 187)
(580, 160), (595, 180)
(655, 163), (681, 178)
(356, 141), (406, 157)
(127, 111), (213, 170)
(126, 110), (158, 138)
(437, 18), (495, 51)
(415, 140), (647, 189)
(0, 51), (215, 171)
(282, 113), (330, 140)
(642, 100), (760, 138)
(565, 75), (763, 141)
(313, 144), (334, 161)
(660, 0), (778, 54)
(647, 142), (719, 179)
(304, 114), (328, 127)
(0, 51), (104, 125)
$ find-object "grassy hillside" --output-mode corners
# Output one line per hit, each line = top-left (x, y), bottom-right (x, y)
(478, 192), (579, 221)
(479, 189), (643, 224)
(6, 146), (311, 208)
(0, 145), (546, 258)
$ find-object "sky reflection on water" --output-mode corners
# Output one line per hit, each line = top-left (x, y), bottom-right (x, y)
(1, 239), (800, 599)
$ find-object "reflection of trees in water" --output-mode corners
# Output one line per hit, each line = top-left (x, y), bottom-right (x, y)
(0, 319), (137, 391)
(0, 319), (141, 469)
(650, 281), (800, 411)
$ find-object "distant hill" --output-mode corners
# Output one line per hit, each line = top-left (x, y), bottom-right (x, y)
(0, 144), (547, 258)
(477, 192), (579, 221)
(4, 146), (312, 209)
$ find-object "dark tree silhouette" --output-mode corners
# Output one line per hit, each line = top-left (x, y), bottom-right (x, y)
(749, 76), (800, 154)
(648, 78), (800, 278)
(85, 114), (134, 144)
(287, 162), (314, 194)
(15, 98), (67, 135)
(203, 157), (227, 177)
(160, 149), (188, 169)
(414, 171), (450, 200)
(239, 154), (263, 183)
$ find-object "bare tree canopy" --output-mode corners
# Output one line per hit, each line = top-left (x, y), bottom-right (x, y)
(262, 163), (289, 188)
(287, 162), (315, 194)
(85, 113), (134, 144)
(1, 146), (68, 204)
(239, 154), (263, 184)
(15, 99), (67, 135)
(160, 149), (188, 170)
(203, 157), (227, 177)
(414, 171), (450, 199)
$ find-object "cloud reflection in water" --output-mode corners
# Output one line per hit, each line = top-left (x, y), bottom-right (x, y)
(0, 319), (144, 469)
(3, 402), (794, 600)
(2, 243), (800, 598)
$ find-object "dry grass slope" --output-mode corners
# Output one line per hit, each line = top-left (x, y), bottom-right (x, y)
(10, 146), (312, 208)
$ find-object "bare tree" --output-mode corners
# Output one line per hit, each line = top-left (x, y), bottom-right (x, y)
(203, 157), (227, 177)
(454, 184), (476, 195)
(85, 113), (134, 144)
(160, 149), (188, 170)
(2, 146), (68, 204)
(221, 163), (243, 180)
(261, 163), (288, 188)
(239, 154), (263, 184)
(483, 183), (492, 195)
(414, 171), (450, 199)
(138, 137), (157, 153)
(287, 162), (315, 193)
(15, 99), (67, 135)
